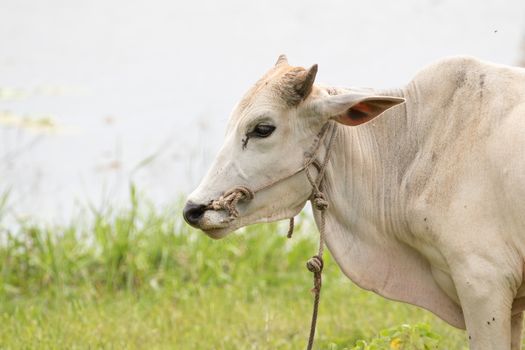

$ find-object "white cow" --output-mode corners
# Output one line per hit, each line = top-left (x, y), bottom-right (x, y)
(184, 55), (525, 350)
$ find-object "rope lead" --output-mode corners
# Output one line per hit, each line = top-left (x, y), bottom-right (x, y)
(303, 122), (337, 350)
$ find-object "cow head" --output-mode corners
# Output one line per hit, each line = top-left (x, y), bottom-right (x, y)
(183, 55), (404, 238)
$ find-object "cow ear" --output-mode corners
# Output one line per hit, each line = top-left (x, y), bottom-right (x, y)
(335, 97), (405, 126)
(311, 93), (405, 126)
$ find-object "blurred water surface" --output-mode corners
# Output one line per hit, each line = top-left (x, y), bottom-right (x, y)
(0, 0), (523, 222)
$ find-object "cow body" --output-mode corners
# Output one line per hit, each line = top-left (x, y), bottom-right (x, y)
(319, 57), (525, 348)
(185, 56), (525, 349)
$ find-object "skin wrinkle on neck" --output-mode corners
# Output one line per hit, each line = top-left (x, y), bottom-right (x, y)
(318, 87), (414, 250)
(311, 86), (441, 307)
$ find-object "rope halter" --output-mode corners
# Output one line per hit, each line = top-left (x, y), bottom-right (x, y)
(205, 123), (334, 219)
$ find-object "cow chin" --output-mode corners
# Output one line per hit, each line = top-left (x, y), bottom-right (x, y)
(202, 227), (234, 239)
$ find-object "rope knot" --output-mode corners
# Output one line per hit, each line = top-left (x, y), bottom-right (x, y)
(206, 186), (254, 220)
(312, 192), (329, 211)
(306, 255), (324, 274)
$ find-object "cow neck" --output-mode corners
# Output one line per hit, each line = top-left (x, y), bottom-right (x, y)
(318, 87), (412, 276)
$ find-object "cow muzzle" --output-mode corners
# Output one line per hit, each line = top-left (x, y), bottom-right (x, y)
(182, 201), (236, 238)
(183, 186), (255, 237)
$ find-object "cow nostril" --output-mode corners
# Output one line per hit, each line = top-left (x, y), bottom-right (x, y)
(183, 202), (206, 226)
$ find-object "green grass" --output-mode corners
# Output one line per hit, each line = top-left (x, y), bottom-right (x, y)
(0, 188), (468, 349)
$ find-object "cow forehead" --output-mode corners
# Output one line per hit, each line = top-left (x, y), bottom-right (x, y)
(232, 64), (309, 122)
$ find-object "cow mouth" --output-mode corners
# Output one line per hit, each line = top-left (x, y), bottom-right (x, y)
(198, 209), (239, 239)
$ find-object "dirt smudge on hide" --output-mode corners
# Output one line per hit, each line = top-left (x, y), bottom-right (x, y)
(479, 73), (486, 99)
(455, 70), (467, 89)
(478, 73), (486, 115)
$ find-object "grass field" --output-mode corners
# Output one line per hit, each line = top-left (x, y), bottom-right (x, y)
(0, 190), (469, 349)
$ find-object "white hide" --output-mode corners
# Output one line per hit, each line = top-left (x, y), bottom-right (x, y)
(187, 56), (525, 350)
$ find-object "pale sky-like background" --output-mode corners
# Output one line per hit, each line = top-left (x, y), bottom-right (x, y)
(0, 0), (524, 222)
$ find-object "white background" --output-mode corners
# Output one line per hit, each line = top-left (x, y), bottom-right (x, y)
(0, 0), (523, 222)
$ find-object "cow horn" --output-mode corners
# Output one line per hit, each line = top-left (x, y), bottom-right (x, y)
(294, 64), (318, 100)
(275, 54), (288, 66)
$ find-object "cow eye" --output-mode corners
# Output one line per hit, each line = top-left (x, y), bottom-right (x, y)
(250, 123), (276, 138)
